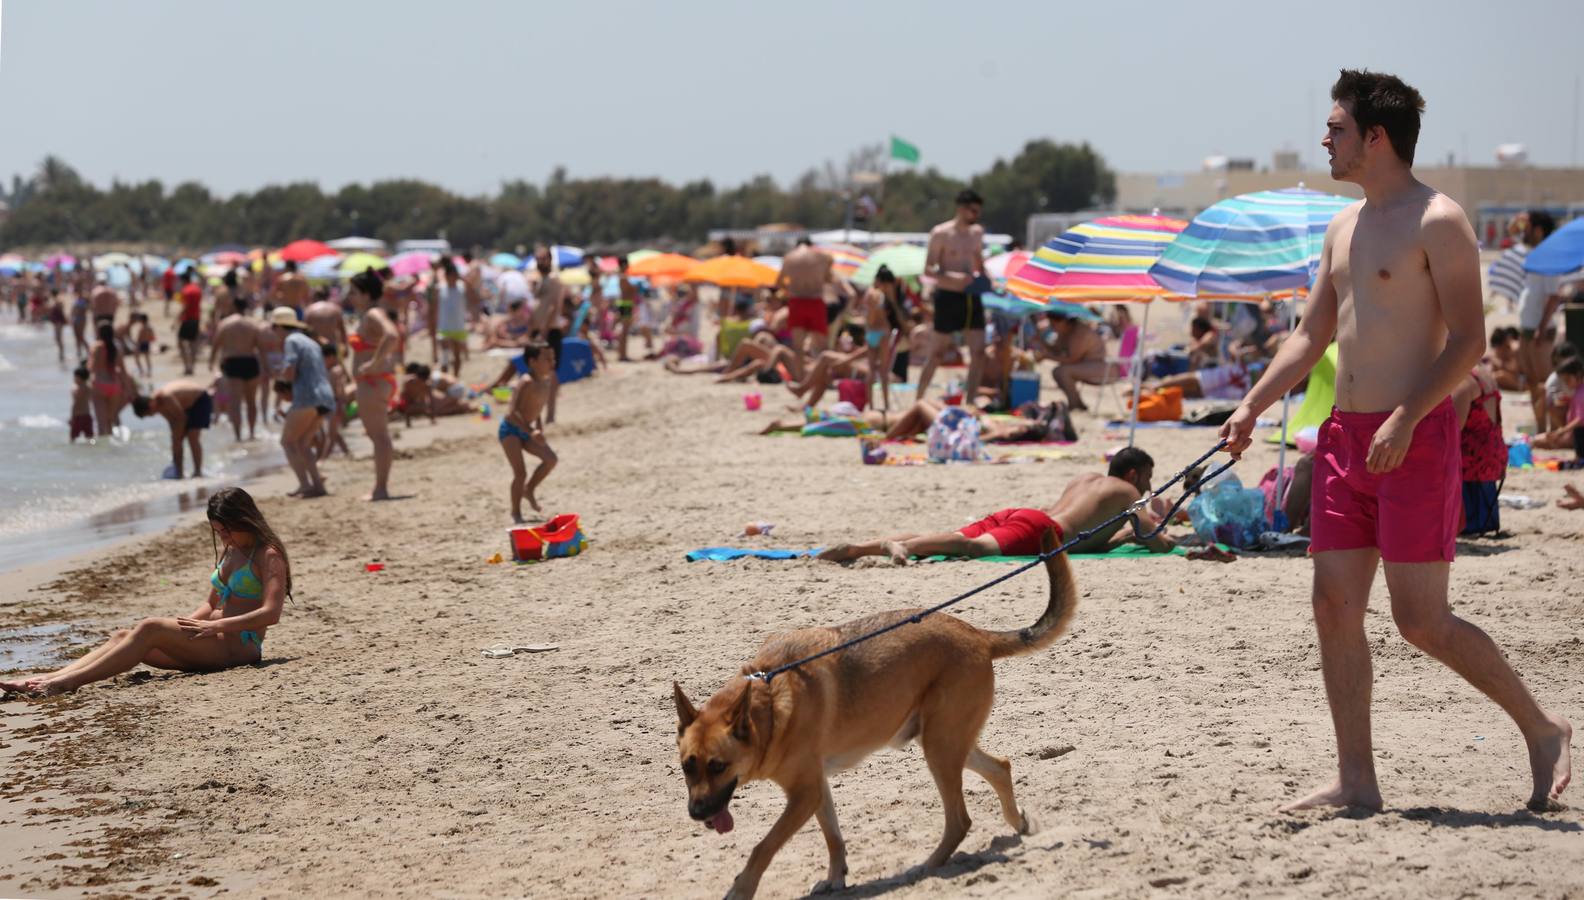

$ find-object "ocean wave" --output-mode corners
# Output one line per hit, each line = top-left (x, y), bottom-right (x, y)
(17, 414), (66, 429)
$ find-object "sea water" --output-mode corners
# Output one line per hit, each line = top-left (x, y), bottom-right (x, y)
(0, 321), (285, 573)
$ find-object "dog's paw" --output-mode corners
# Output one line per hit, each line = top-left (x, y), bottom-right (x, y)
(811, 875), (847, 894)
(1018, 807), (1039, 836)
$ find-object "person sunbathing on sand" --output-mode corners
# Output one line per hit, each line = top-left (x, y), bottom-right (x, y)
(880, 398), (1076, 443)
(1, 489), (287, 697)
(818, 447), (1224, 564)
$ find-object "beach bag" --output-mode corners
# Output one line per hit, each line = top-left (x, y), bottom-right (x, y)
(1128, 386), (1183, 422)
(1186, 473), (1265, 549)
(926, 406), (988, 462)
(509, 514), (588, 562)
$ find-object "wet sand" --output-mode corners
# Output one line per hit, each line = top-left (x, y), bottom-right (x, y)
(1, 311), (1581, 898)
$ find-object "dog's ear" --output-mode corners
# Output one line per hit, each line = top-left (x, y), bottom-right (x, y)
(673, 682), (697, 735)
(729, 680), (754, 742)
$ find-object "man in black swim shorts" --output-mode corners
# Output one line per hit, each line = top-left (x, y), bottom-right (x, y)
(918, 189), (989, 403)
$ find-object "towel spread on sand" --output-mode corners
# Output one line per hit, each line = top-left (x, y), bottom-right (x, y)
(686, 545), (1208, 562)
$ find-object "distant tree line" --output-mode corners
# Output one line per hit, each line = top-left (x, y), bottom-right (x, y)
(0, 141), (1115, 252)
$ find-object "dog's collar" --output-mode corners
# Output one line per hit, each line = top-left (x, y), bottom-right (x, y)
(745, 671), (768, 682)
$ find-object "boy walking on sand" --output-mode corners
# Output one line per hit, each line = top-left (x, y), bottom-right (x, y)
(498, 342), (558, 523)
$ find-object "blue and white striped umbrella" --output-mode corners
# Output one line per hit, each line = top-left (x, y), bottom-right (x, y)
(1486, 245), (1529, 302)
(1148, 187), (1353, 297)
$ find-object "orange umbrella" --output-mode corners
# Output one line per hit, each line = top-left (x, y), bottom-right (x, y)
(681, 255), (779, 289)
(626, 252), (697, 282)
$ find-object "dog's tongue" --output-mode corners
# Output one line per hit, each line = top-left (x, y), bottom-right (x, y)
(706, 809), (735, 834)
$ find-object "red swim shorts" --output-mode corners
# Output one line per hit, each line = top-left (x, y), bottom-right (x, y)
(787, 296), (828, 335)
(958, 508), (1064, 556)
(1310, 398), (1460, 563)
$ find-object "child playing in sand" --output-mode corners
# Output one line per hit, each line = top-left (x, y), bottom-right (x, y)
(499, 342), (557, 522)
(68, 366), (93, 443)
(1533, 357), (1583, 455)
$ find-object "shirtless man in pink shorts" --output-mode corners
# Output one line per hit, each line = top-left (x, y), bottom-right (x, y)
(1222, 69), (1570, 813)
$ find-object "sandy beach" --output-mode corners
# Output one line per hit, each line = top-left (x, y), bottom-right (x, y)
(1, 300), (1580, 899)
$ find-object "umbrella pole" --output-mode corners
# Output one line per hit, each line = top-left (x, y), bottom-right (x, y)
(1273, 294), (1292, 528)
(1127, 301), (1151, 447)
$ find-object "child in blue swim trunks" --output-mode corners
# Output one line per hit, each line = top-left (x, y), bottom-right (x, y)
(499, 342), (558, 523)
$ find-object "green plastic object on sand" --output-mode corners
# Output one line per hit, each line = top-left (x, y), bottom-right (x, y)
(1267, 343), (1337, 446)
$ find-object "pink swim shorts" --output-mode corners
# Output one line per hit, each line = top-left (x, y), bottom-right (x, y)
(1309, 397), (1459, 563)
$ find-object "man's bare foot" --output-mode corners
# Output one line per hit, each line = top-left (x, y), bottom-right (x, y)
(287, 486), (306, 497)
(815, 544), (856, 562)
(1278, 777), (1382, 813)
(527, 493), (542, 513)
(1560, 485), (1584, 511)
(1527, 714), (1572, 812)
(0, 677), (35, 693)
(511, 512), (525, 525)
(886, 541), (911, 566)
(300, 486), (328, 499)
(368, 489), (391, 502)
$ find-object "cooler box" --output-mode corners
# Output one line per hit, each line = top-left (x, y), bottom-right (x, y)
(1009, 370), (1040, 407)
(556, 337), (595, 384)
(509, 514), (588, 562)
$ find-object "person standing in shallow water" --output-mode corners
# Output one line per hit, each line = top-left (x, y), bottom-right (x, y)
(1221, 68), (1571, 814)
(0, 488), (288, 697)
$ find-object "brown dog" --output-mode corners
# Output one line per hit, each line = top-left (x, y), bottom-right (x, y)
(674, 528), (1077, 899)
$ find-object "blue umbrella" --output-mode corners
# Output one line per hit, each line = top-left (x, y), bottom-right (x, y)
(173, 258), (200, 274)
(0, 263), (19, 276)
(301, 255), (343, 281)
(981, 291), (1101, 322)
(552, 245), (584, 268)
(1524, 217), (1584, 275)
(1148, 187), (1352, 297)
(490, 252), (523, 269)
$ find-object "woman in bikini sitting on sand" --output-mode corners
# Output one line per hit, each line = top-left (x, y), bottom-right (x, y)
(1, 488), (288, 697)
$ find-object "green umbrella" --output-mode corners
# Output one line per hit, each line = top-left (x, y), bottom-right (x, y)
(850, 244), (926, 287)
(339, 252), (388, 278)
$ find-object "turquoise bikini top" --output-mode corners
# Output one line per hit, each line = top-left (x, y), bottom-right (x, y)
(210, 553), (263, 605)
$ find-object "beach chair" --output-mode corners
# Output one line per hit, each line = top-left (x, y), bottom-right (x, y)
(1089, 324), (1140, 416)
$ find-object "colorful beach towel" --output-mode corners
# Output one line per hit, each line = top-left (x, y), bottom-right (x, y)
(879, 441), (1084, 466)
(686, 544), (1216, 563)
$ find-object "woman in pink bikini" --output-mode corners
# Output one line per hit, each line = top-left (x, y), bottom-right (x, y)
(88, 322), (129, 436)
(347, 269), (399, 501)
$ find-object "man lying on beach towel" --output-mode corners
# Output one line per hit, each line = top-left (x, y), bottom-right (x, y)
(817, 447), (1231, 564)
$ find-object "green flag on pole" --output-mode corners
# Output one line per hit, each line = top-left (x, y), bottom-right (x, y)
(889, 135), (920, 164)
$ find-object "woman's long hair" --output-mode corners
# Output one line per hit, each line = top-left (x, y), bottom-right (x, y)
(97, 322), (117, 366)
(208, 487), (292, 599)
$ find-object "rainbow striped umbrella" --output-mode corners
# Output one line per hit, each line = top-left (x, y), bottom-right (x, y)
(1006, 214), (1188, 302)
(1147, 188), (1352, 298)
(817, 243), (868, 279)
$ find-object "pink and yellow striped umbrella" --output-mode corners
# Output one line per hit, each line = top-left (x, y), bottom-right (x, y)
(1006, 214), (1188, 302)
(817, 243), (868, 279)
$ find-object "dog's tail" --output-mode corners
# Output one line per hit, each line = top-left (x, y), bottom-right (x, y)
(986, 527), (1078, 660)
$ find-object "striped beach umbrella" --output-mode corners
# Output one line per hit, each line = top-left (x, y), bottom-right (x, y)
(1147, 188), (1352, 298)
(1486, 245), (1529, 304)
(816, 243), (867, 279)
(1006, 214), (1188, 302)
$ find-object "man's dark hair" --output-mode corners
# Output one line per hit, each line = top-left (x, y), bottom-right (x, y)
(955, 188), (984, 207)
(233, 296), (248, 314)
(1191, 316), (1213, 334)
(222, 268), (238, 290)
(1529, 210), (1557, 240)
(1557, 357), (1584, 378)
(1490, 326), (1511, 347)
(283, 260), (298, 273)
(521, 341), (550, 362)
(796, 236), (813, 247)
(73, 365), (89, 380)
(461, 252), (474, 263)
(1107, 446), (1154, 480)
(131, 395), (151, 417)
(1330, 69), (1426, 166)
(181, 269), (195, 284)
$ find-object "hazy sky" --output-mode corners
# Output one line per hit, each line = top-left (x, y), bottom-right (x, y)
(1, 0), (1580, 197)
